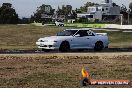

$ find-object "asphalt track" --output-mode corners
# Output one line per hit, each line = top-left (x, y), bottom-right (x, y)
(0, 48), (132, 54)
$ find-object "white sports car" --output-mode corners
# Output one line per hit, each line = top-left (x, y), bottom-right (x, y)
(36, 29), (109, 52)
(55, 21), (64, 26)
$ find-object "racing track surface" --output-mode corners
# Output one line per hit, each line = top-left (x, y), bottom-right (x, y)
(0, 48), (132, 54)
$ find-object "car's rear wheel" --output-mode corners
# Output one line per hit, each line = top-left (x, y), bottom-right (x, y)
(78, 49), (85, 52)
(59, 41), (70, 52)
(42, 49), (51, 52)
(94, 41), (104, 51)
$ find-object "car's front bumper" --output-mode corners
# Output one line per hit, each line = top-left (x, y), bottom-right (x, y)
(36, 42), (59, 49)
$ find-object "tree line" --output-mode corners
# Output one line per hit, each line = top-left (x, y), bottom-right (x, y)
(0, 3), (18, 24)
(0, 2), (132, 24)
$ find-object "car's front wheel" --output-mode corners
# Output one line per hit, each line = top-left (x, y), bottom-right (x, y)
(94, 41), (104, 51)
(59, 41), (70, 52)
(61, 24), (64, 26)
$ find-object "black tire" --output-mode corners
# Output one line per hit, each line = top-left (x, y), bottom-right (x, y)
(94, 41), (104, 51)
(42, 49), (51, 52)
(105, 46), (108, 48)
(42, 22), (44, 25)
(78, 49), (85, 52)
(59, 41), (70, 52)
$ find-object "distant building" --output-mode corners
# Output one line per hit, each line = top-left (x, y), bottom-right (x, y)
(77, 0), (120, 22)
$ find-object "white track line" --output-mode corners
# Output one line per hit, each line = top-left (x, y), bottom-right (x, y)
(123, 31), (132, 33)
(105, 30), (120, 31)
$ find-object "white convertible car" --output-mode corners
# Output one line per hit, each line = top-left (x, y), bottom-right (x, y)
(36, 29), (109, 52)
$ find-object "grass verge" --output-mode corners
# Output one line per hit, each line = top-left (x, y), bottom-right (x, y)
(65, 23), (105, 28)
(0, 24), (132, 49)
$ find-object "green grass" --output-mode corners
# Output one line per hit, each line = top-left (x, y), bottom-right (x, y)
(0, 24), (63, 49)
(0, 24), (132, 49)
(65, 23), (105, 28)
(93, 30), (132, 48)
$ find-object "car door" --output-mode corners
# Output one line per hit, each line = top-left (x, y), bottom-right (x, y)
(85, 30), (96, 48)
(71, 30), (90, 49)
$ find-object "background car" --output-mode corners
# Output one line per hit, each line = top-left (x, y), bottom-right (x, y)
(55, 20), (64, 26)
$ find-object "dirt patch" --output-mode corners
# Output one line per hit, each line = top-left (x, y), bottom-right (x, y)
(0, 53), (132, 88)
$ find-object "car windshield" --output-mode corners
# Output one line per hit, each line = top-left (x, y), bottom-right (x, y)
(57, 30), (77, 36)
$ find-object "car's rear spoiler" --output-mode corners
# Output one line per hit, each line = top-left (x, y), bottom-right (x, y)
(96, 33), (107, 36)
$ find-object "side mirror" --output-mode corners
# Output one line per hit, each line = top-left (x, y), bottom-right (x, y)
(74, 34), (80, 37)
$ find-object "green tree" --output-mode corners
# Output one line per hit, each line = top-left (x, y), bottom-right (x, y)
(75, 8), (81, 13)
(57, 5), (72, 15)
(80, 2), (98, 12)
(33, 4), (55, 22)
(120, 4), (127, 13)
(72, 10), (77, 19)
(129, 2), (132, 13)
(56, 6), (64, 15)
(0, 3), (18, 24)
(112, 2), (119, 7)
(56, 5), (72, 20)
